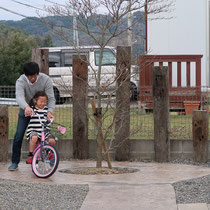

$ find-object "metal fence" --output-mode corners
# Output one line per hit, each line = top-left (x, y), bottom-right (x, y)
(1, 85), (209, 140)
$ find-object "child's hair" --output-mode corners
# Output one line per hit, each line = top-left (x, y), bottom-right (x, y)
(29, 91), (48, 108)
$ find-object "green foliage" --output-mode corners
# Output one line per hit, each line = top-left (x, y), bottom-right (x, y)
(0, 25), (53, 85)
(33, 34), (53, 47)
(0, 25), (35, 85)
(42, 34), (53, 47)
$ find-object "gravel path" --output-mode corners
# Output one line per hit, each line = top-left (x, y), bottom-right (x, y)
(0, 179), (89, 210)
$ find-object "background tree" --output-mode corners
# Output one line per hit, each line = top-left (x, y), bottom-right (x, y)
(0, 25), (35, 85)
(34, 34), (53, 47)
(0, 25), (53, 85)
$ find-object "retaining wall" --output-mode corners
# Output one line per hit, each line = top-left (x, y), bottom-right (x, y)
(7, 139), (210, 161)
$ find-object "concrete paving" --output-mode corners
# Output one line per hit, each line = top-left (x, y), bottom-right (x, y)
(178, 203), (209, 210)
(0, 160), (210, 210)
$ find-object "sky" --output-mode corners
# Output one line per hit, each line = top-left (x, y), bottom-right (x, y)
(0, 0), (116, 21)
(0, 0), (67, 21)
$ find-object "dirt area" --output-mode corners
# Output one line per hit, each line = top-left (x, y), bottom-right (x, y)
(59, 167), (139, 175)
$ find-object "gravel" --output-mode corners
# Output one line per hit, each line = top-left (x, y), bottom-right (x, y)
(59, 167), (139, 175)
(172, 175), (210, 204)
(171, 159), (210, 204)
(0, 179), (89, 210)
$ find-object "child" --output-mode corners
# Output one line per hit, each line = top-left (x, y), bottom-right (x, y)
(26, 91), (56, 164)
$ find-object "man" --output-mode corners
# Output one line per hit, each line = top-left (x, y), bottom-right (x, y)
(8, 62), (56, 171)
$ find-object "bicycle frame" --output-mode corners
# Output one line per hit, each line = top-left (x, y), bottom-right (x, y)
(32, 124), (48, 161)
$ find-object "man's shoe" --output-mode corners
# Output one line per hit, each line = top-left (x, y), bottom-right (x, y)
(8, 163), (18, 171)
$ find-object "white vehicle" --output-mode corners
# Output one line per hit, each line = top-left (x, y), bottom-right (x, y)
(46, 46), (139, 103)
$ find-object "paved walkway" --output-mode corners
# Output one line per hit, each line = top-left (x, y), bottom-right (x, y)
(0, 160), (210, 210)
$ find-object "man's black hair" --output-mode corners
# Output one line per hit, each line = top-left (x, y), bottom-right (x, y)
(24, 62), (39, 76)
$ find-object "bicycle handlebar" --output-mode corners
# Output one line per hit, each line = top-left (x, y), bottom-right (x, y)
(31, 112), (54, 127)
(32, 111), (66, 136)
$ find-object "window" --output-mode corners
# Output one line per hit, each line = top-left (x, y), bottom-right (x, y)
(63, 52), (89, 67)
(64, 52), (73, 67)
(95, 50), (116, 66)
(49, 52), (61, 67)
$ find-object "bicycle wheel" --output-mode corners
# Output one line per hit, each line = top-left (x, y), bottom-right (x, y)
(32, 144), (59, 178)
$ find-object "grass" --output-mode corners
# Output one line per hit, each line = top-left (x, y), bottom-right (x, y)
(8, 106), (210, 140)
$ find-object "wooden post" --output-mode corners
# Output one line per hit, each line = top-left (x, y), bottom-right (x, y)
(0, 106), (8, 162)
(72, 55), (89, 159)
(90, 98), (112, 169)
(153, 66), (170, 162)
(32, 48), (49, 75)
(115, 46), (131, 161)
(192, 110), (208, 163)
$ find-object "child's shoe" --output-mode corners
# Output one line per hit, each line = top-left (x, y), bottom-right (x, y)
(26, 156), (33, 164)
(48, 151), (53, 160)
(47, 151), (55, 166)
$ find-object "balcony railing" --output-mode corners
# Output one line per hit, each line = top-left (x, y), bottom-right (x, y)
(139, 54), (203, 109)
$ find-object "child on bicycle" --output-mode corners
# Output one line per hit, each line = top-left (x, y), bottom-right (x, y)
(26, 91), (56, 164)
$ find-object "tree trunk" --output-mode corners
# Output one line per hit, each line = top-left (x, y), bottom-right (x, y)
(90, 100), (112, 169)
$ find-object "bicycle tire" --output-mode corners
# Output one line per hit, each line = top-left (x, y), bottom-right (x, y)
(31, 144), (59, 178)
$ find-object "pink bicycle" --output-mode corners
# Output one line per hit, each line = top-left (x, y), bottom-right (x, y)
(31, 114), (66, 178)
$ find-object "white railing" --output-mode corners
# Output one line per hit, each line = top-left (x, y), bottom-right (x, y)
(0, 98), (17, 105)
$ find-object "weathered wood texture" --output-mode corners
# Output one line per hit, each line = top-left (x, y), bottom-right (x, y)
(32, 48), (49, 75)
(115, 46), (131, 161)
(0, 106), (8, 162)
(192, 110), (209, 163)
(72, 55), (89, 159)
(153, 66), (170, 162)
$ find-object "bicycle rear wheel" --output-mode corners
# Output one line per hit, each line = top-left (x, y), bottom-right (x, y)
(32, 144), (59, 178)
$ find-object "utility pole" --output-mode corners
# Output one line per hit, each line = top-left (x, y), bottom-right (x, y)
(73, 9), (79, 47)
(127, 0), (132, 47)
(144, 0), (148, 53)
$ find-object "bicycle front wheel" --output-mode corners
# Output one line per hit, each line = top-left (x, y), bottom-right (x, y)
(32, 144), (59, 178)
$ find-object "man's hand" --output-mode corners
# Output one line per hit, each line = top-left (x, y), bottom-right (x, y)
(25, 106), (34, 117)
(47, 112), (55, 122)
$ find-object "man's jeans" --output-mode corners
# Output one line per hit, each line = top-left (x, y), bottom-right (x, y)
(11, 109), (30, 164)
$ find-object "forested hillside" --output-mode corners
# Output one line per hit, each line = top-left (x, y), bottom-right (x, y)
(0, 11), (145, 56)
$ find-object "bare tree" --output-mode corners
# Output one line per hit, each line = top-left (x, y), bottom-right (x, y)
(0, 0), (173, 168)
(39, 0), (172, 168)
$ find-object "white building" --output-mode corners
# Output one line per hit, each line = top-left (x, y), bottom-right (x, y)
(148, 0), (210, 87)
